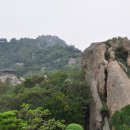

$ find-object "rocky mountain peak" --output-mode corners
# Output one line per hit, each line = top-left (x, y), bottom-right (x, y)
(36, 35), (67, 48)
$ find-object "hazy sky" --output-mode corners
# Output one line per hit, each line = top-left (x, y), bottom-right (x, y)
(0, 0), (130, 50)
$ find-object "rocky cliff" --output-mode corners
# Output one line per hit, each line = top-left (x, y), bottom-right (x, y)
(82, 37), (130, 130)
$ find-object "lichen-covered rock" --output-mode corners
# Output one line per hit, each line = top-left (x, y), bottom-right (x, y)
(82, 37), (130, 130)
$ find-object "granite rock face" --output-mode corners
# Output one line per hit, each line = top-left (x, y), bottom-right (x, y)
(82, 37), (130, 130)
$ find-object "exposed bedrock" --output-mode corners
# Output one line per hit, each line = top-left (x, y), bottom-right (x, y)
(82, 37), (130, 130)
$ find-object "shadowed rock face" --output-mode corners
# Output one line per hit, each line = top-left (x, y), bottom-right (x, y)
(82, 37), (130, 130)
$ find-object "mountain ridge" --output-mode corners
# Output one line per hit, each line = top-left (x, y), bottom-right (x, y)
(0, 35), (81, 76)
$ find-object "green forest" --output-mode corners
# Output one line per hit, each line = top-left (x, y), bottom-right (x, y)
(0, 68), (91, 130)
(0, 36), (89, 130)
(0, 36), (81, 76)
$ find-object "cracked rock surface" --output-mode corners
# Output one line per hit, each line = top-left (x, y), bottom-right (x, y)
(82, 37), (130, 130)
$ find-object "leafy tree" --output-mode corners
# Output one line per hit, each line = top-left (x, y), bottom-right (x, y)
(111, 105), (130, 130)
(65, 123), (83, 130)
(0, 110), (26, 130)
(0, 104), (66, 130)
(18, 103), (66, 130)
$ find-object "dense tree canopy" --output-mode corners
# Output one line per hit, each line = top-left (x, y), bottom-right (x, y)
(0, 69), (91, 129)
(0, 103), (65, 130)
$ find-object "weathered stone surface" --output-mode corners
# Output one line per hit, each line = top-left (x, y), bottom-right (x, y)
(82, 43), (107, 130)
(107, 61), (130, 116)
(68, 58), (76, 65)
(0, 74), (22, 86)
(82, 37), (130, 130)
(103, 117), (110, 130)
(107, 47), (115, 62)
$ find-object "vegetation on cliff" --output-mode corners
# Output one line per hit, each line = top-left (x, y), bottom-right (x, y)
(111, 105), (130, 130)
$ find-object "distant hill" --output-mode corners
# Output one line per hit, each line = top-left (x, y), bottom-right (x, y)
(0, 35), (81, 76)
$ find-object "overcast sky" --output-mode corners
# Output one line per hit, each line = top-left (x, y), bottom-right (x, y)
(0, 0), (130, 50)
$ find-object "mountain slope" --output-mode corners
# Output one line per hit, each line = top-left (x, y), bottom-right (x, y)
(0, 35), (81, 76)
